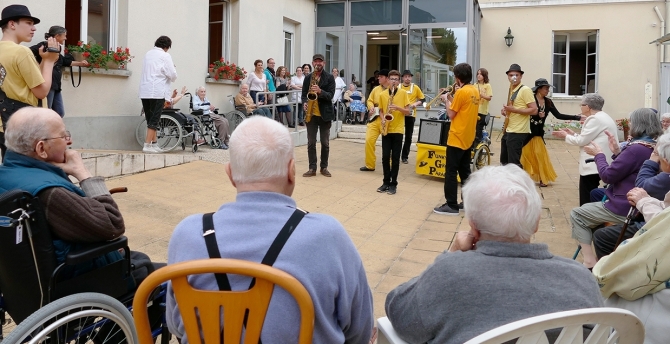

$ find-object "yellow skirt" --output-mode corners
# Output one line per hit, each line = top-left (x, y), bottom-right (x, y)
(521, 136), (557, 183)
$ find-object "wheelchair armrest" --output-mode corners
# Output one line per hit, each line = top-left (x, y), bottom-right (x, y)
(191, 109), (204, 116)
(65, 236), (129, 266)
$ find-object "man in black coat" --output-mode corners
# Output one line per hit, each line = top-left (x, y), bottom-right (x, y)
(301, 54), (335, 177)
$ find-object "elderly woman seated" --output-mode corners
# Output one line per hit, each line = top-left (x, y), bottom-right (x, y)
(571, 108), (663, 269)
(662, 112), (670, 132)
(234, 84), (272, 118)
(344, 83), (367, 124)
(192, 86), (230, 150)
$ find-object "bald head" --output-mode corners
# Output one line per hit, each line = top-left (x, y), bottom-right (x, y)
(6, 107), (62, 156)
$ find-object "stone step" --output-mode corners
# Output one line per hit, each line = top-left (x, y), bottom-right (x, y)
(339, 124), (420, 133)
(335, 138), (419, 152)
(337, 130), (419, 142)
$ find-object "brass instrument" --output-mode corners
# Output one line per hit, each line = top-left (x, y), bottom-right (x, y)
(423, 83), (457, 110)
(305, 73), (321, 123)
(502, 76), (517, 133)
(381, 86), (396, 136)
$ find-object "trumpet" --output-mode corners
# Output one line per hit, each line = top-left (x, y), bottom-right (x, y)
(381, 86), (396, 136)
(423, 83), (457, 110)
(305, 73), (321, 123)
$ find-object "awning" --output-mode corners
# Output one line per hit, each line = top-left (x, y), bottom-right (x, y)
(650, 32), (670, 45)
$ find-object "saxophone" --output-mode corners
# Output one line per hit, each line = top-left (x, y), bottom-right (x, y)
(381, 86), (396, 136)
(305, 73), (320, 123)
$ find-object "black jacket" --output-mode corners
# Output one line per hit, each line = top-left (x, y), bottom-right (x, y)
(301, 71), (336, 121)
(30, 42), (74, 92)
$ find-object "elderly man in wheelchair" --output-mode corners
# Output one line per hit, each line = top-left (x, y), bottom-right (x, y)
(235, 83), (273, 118)
(0, 107), (165, 341)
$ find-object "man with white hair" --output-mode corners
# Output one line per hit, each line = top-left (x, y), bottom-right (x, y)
(166, 116), (374, 343)
(385, 165), (603, 344)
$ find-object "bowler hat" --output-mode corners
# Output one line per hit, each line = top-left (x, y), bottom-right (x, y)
(378, 69), (389, 77)
(505, 63), (524, 75)
(312, 53), (325, 61)
(401, 70), (413, 77)
(532, 78), (553, 92)
(0, 5), (40, 28)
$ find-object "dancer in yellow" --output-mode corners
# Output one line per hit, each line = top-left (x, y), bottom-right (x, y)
(521, 78), (583, 186)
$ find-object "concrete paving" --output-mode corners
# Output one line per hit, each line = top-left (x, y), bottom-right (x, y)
(104, 131), (584, 321)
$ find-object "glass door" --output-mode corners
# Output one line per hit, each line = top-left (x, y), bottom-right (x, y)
(349, 31), (367, 94)
(408, 29), (425, 89)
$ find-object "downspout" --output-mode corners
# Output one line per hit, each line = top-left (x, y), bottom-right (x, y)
(666, 0), (670, 61)
(655, 6), (665, 63)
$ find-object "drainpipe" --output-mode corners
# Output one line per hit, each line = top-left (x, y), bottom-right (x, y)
(655, 6), (665, 62)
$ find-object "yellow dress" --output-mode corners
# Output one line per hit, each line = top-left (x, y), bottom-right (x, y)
(521, 136), (557, 183)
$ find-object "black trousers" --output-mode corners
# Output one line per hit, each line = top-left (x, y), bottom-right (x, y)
(500, 132), (528, 168)
(444, 145), (471, 208)
(382, 133), (403, 186)
(0, 132), (5, 162)
(401, 116), (415, 160)
(593, 221), (642, 259)
(306, 116), (331, 170)
(579, 174), (601, 206)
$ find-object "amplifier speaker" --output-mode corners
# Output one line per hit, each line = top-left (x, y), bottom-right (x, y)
(417, 119), (450, 146)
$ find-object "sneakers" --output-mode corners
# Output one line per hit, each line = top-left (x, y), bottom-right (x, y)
(303, 169), (316, 177)
(377, 184), (390, 193)
(387, 186), (397, 195)
(219, 142), (229, 150)
(401, 158), (408, 164)
(142, 143), (162, 154)
(433, 203), (459, 216)
(457, 202), (464, 210)
(360, 166), (375, 171)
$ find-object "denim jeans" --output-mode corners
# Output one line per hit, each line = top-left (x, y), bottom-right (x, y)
(47, 90), (65, 117)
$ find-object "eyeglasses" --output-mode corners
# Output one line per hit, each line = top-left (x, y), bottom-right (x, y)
(580, 104), (588, 107)
(43, 130), (71, 141)
(389, 78), (400, 81)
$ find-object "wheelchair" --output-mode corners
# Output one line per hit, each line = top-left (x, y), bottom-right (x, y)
(0, 189), (170, 343)
(435, 109), (493, 171)
(224, 94), (248, 134)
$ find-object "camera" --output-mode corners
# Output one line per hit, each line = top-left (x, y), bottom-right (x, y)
(42, 33), (61, 53)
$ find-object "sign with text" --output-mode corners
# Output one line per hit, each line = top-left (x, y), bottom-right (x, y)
(416, 143), (446, 178)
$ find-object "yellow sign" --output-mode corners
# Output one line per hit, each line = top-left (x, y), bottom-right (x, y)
(416, 143), (446, 178)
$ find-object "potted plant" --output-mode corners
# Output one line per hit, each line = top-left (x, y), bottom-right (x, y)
(110, 47), (134, 69)
(65, 41), (112, 71)
(209, 58), (247, 81)
(616, 118), (630, 140)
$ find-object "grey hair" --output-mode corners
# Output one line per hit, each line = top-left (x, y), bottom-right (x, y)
(5, 107), (52, 155)
(196, 86), (206, 92)
(228, 116), (293, 184)
(462, 165), (541, 241)
(655, 133), (670, 161)
(581, 93), (604, 111)
(661, 113), (670, 120)
(629, 108), (663, 139)
(48, 26), (67, 37)
(239, 83), (249, 90)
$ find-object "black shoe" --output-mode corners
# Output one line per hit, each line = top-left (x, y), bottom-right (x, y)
(288, 125), (295, 128)
(457, 202), (464, 210)
(433, 203), (459, 216)
(377, 184), (390, 193)
(360, 166), (375, 171)
(387, 186), (397, 195)
(401, 158), (408, 164)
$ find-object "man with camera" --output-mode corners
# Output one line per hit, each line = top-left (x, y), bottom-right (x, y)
(0, 4), (60, 159)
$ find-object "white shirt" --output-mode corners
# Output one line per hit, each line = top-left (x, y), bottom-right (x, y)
(247, 72), (267, 92)
(139, 47), (177, 99)
(192, 96), (212, 115)
(291, 75), (305, 103)
(333, 76), (346, 104)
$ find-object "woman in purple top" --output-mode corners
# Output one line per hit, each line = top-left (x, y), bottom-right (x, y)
(570, 108), (663, 269)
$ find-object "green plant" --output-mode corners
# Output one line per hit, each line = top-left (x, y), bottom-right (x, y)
(65, 41), (111, 71)
(110, 47), (134, 68)
(209, 58), (247, 81)
(616, 118), (630, 130)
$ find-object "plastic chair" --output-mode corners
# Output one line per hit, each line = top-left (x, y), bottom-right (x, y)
(132, 258), (315, 344)
(377, 316), (408, 344)
(464, 307), (644, 344)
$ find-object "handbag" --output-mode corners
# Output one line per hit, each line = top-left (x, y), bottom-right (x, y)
(276, 96), (289, 104)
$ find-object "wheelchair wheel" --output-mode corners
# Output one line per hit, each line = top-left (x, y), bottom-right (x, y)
(472, 144), (491, 171)
(3, 292), (137, 344)
(155, 115), (183, 152)
(135, 118), (148, 147)
(210, 137), (222, 149)
(224, 110), (246, 134)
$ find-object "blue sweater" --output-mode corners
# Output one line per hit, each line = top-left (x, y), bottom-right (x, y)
(166, 191), (373, 343)
(635, 160), (670, 200)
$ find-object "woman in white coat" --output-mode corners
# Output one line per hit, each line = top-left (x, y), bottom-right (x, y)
(552, 93), (618, 205)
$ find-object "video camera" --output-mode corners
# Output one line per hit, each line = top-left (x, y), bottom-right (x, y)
(42, 33), (61, 53)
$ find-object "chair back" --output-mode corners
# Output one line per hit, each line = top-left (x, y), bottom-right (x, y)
(463, 307), (644, 344)
(0, 190), (56, 324)
(133, 258), (314, 344)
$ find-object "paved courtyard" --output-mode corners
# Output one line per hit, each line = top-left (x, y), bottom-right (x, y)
(104, 134), (585, 320)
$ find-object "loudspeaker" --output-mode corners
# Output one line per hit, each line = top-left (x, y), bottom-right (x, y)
(418, 119), (450, 146)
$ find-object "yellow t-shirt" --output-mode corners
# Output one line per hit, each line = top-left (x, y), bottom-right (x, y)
(447, 84), (480, 149)
(0, 41), (44, 106)
(476, 83), (492, 115)
(378, 87), (410, 134)
(367, 85), (386, 110)
(399, 83), (425, 117)
(306, 99), (322, 117)
(505, 84), (534, 134)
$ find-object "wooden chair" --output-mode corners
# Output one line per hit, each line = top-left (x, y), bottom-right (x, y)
(378, 307), (644, 344)
(132, 258), (314, 344)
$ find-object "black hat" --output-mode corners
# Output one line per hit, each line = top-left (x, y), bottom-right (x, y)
(0, 5), (40, 28)
(312, 53), (325, 61)
(378, 69), (389, 77)
(532, 78), (552, 92)
(401, 70), (413, 77)
(505, 63), (524, 75)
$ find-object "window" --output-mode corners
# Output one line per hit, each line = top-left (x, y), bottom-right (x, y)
(325, 44), (332, 74)
(284, 32), (293, 72)
(209, 0), (228, 65)
(316, 3), (345, 27)
(64, 0), (117, 49)
(552, 31), (598, 95)
(351, 0), (402, 26)
(409, 0), (467, 24)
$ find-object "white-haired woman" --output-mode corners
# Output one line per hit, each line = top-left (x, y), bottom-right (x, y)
(661, 113), (670, 132)
(552, 93), (618, 205)
(192, 86), (230, 149)
(571, 108), (663, 269)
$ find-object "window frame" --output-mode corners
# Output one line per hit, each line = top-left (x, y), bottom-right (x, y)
(75, 0), (118, 49)
(551, 30), (599, 97)
(208, 1), (230, 65)
(284, 31), (293, 72)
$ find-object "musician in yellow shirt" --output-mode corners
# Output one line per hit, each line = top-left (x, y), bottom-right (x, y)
(475, 68), (492, 145)
(399, 70), (425, 164)
(360, 69), (389, 172)
(376, 70), (410, 195)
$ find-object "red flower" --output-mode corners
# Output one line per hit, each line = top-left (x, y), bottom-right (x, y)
(77, 41), (83, 46)
(125, 47), (129, 53)
(209, 64), (214, 68)
(101, 50), (107, 55)
(116, 47), (122, 52)
(213, 75), (219, 80)
(219, 57), (224, 62)
(83, 52), (90, 57)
